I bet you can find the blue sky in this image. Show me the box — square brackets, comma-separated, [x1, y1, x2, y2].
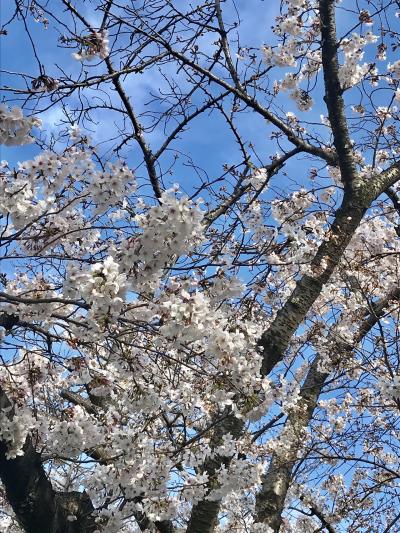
[1, 1, 314, 179]
[1, 0, 396, 195]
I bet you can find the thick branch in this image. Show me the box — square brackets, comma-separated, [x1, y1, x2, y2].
[185, 410, 244, 533]
[255, 288, 400, 530]
[308, 505, 338, 533]
[0, 387, 96, 533]
[255, 355, 328, 531]
[319, 0, 357, 191]
[259, 161, 400, 377]
[186, 160, 400, 532]
[60, 389, 100, 416]
[0, 312, 19, 331]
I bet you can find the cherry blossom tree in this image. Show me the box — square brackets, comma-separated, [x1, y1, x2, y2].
[1, 0, 400, 531]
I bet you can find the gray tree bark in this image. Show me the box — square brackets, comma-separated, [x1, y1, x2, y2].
[255, 289, 400, 530]
[0, 386, 97, 533]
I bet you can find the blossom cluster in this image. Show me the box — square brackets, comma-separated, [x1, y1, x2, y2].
[1, 3, 400, 521]
[64, 256, 127, 323]
[243, 167, 269, 190]
[0, 406, 35, 459]
[73, 31, 110, 61]
[116, 190, 204, 290]
[338, 33, 378, 89]
[0, 105, 41, 146]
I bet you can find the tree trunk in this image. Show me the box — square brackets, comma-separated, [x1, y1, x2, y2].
[0, 386, 96, 533]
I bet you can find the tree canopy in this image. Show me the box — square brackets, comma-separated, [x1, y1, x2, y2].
[1, 0, 400, 531]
